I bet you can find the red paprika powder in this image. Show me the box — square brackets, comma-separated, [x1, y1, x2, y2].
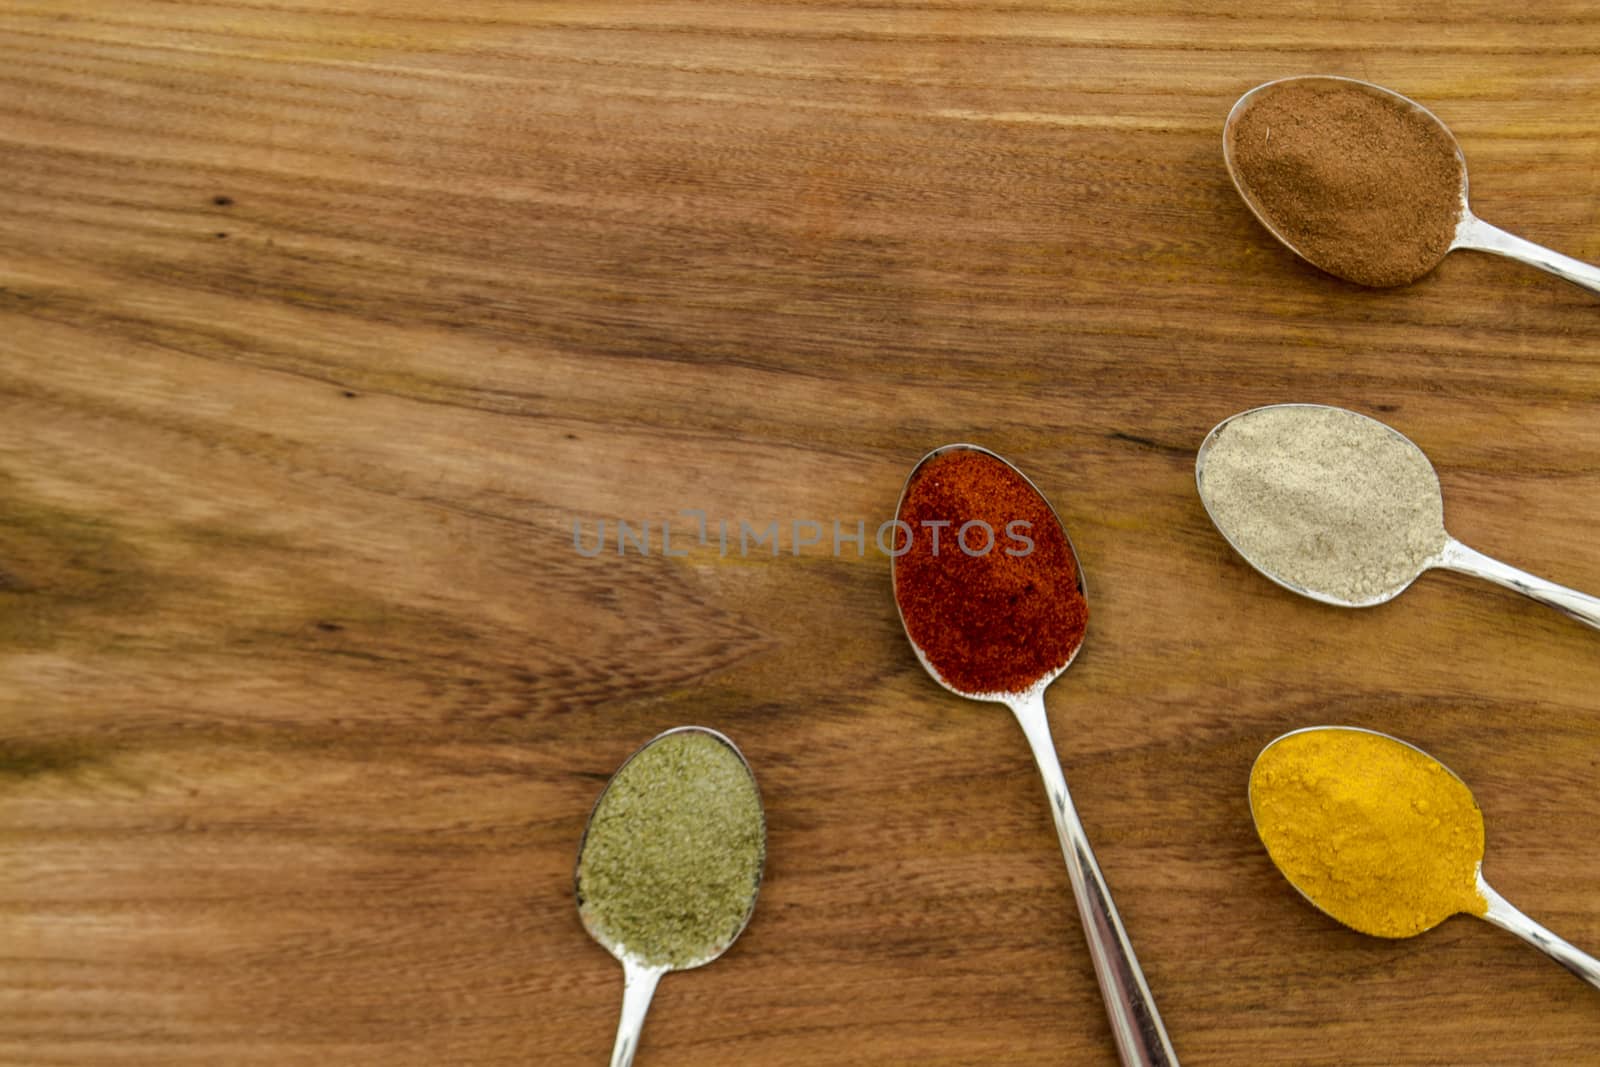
[893, 448, 1088, 695]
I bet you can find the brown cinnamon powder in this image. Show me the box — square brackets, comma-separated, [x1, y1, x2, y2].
[1227, 78, 1465, 287]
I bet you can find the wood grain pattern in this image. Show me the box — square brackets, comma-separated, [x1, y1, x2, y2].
[2, 2, 1599, 1064]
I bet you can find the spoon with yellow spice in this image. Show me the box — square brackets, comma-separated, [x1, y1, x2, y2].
[1249, 726, 1600, 988]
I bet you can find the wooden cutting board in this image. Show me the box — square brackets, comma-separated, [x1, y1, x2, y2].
[3, 3, 1598, 1064]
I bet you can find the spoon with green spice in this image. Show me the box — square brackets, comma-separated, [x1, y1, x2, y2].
[1196, 403, 1600, 630]
[575, 726, 766, 1067]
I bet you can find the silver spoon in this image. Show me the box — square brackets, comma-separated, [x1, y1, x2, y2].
[575, 726, 766, 1067]
[891, 444, 1178, 1067]
[1196, 403, 1600, 630]
[1224, 74, 1600, 295]
[1251, 726, 1600, 988]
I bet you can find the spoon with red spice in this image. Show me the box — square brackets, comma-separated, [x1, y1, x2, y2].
[891, 444, 1177, 1067]
[1224, 75, 1600, 294]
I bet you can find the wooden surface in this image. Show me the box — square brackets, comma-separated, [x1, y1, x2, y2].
[3, 3, 1599, 1064]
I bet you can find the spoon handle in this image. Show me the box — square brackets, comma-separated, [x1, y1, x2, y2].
[1434, 538, 1600, 631]
[1453, 215, 1600, 296]
[608, 959, 665, 1067]
[1479, 880, 1600, 990]
[1009, 690, 1179, 1066]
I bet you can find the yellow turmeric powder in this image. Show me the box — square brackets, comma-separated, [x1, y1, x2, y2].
[1249, 727, 1487, 938]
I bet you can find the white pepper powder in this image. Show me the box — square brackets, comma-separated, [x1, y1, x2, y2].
[1199, 405, 1447, 603]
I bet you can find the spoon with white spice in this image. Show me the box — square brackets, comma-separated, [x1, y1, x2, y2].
[1195, 403, 1600, 629]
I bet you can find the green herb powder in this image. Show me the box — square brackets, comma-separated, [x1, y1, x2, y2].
[577, 731, 764, 968]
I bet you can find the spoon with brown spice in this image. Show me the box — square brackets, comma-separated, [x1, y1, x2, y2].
[1224, 75, 1600, 294]
[575, 726, 766, 1067]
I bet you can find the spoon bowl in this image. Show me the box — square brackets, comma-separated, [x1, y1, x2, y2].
[1224, 75, 1600, 295]
[1196, 403, 1600, 630]
[1249, 725, 1483, 938]
[1195, 403, 1442, 610]
[575, 726, 765, 1067]
[1249, 726, 1600, 988]
[891, 444, 1177, 1067]
[891, 443, 1088, 703]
